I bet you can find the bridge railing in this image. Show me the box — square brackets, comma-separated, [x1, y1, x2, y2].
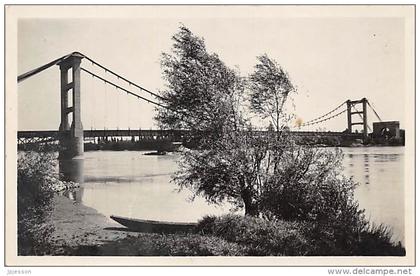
[18, 129, 364, 141]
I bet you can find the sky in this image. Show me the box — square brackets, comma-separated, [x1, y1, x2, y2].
[17, 7, 408, 132]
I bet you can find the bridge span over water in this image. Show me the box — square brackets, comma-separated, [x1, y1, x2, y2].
[18, 129, 363, 140]
[18, 52, 398, 155]
[18, 129, 364, 148]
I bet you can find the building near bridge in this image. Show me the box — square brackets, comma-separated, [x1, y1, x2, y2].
[371, 121, 405, 146]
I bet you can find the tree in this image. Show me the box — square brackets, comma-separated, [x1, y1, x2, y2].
[174, 128, 274, 216]
[156, 25, 244, 146]
[155, 27, 404, 256]
[158, 26, 363, 224]
[249, 54, 296, 132]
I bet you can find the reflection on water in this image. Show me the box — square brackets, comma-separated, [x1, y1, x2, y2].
[59, 158, 84, 204]
[72, 151, 233, 223]
[342, 147, 405, 243]
[62, 147, 405, 243]
[59, 158, 84, 184]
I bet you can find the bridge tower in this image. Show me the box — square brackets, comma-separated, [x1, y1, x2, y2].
[346, 98, 368, 140]
[57, 53, 84, 160]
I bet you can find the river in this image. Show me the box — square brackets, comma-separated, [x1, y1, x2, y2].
[342, 147, 405, 244]
[66, 146, 405, 243]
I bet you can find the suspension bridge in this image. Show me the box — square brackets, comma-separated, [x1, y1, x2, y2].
[17, 52, 404, 157]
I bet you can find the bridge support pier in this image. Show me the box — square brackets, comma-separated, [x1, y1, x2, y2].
[57, 53, 84, 160]
[346, 98, 368, 143]
[59, 158, 84, 185]
[347, 100, 352, 133]
[57, 53, 85, 184]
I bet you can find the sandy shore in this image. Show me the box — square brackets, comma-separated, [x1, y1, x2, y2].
[44, 194, 234, 256]
[47, 194, 140, 253]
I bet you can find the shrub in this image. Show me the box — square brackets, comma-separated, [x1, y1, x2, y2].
[259, 146, 373, 255]
[18, 151, 58, 255]
[356, 224, 405, 256]
[64, 233, 246, 256]
[303, 221, 405, 256]
[17, 151, 77, 255]
[197, 214, 309, 256]
[148, 233, 246, 256]
[259, 146, 356, 221]
[197, 214, 405, 256]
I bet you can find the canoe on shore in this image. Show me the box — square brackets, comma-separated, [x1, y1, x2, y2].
[110, 215, 198, 234]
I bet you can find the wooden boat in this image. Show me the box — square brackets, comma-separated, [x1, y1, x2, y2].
[110, 215, 198, 234]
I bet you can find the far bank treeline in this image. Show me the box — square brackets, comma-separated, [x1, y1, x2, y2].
[153, 25, 405, 255]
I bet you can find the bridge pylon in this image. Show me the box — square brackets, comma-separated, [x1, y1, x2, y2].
[346, 98, 368, 141]
[57, 53, 84, 160]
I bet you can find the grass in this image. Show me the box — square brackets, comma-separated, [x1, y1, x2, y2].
[197, 214, 309, 256]
[56, 233, 247, 256]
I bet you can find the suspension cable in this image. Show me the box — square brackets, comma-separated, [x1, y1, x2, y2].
[104, 76, 108, 130]
[81, 67, 206, 130]
[367, 100, 382, 122]
[116, 84, 120, 130]
[300, 109, 347, 127]
[21, 52, 363, 132]
[81, 67, 171, 110]
[89, 73, 94, 130]
[77, 52, 166, 101]
[18, 51, 166, 102]
[17, 53, 74, 83]
[302, 101, 346, 125]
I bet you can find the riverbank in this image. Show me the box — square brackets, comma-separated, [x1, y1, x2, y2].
[45, 194, 243, 256]
[45, 194, 138, 254]
[44, 193, 405, 256]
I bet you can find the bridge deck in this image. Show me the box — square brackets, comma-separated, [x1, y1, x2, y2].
[17, 129, 364, 139]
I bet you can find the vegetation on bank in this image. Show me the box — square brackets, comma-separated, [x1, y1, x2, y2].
[197, 214, 405, 256]
[58, 233, 247, 256]
[17, 151, 78, 255]
[58, 214, 404, 256]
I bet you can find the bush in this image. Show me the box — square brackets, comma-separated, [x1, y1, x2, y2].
[259, 146, 356, 221]
[18, 151, 58, 255]
[144, 233, 246, 256]
[17, 151, 78, 255]
[302, 221, 405, 256]
[197, 214, 405, 256]
[63, 233, 246, 256]
[259, 146, 367, 255]
[356, 224, 405, 256]
[198, 214, 309, 256]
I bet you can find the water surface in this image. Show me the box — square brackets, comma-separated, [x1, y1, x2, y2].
[73, 147, 405, 243]
[79, 151, 233, 223]
[341, 147, 405, 243]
